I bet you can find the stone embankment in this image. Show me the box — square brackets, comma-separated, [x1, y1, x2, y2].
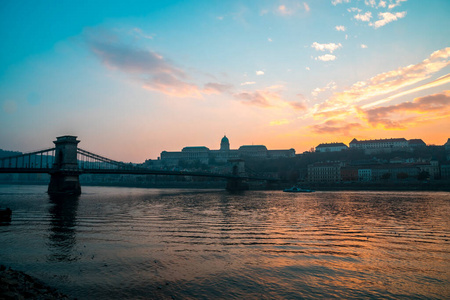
[0, 265, 73, 300]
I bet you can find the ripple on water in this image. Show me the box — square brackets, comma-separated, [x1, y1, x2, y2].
[0, 186, 449, 299]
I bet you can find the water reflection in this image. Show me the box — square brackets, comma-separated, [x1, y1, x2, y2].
[46, 194, 79, 262]
[1, 186, 447, 299]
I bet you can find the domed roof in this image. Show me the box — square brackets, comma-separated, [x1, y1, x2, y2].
[221, 135, 229, 144]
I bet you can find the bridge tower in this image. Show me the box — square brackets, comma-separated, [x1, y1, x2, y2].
[48, 136, 82, 195]
[226, 159, 249, 191]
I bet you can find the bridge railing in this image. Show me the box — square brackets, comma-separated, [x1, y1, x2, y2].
[77, 148, 138, 171]
[0, 148, 56, 169]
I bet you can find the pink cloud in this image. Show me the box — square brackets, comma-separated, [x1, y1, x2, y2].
[310, 119, 363, 135]
[203, 82, 233, 94]
[234, 91, 274, 107]
[85, 28, 202, 98]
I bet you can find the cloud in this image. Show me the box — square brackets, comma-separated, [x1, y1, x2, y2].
[315, 54, 337, 61]
[370, 11, 406, 28]
[365, 0, 377, 7]
[256, 70, 265, 76]
[278, 5, 293, 15]
[234, 91, 275, 107]
[142, 74, 202, 98]
[85, 28, 202, 97]
[276, 2, 309, 16]
[131, 28, 154, 40]
[310, 119, 363, 135]
[203, 82, 233, 94]
[332, 0, 350, 5]
[233, 90, 290, 108]
[312, 81, 337, 97]
[364, 91, 450, 129]
[268, 38, 273, 42]
[335, 25, 346, 31]
[388, 0, 407, 9]
[270, 119, 290, 126]
[355, 11, 372, 22]
[319, 47, 450, 110]
[362, 73, 450, 109]
[240, 81, 256, 86]
[304, 2, 310, 12]
[311, 42, 342, 53]
[348, 7, 362, 13]
[289, 101, 308, 110]
[365, 0, 389, 7]
[361, 44, 368, 48]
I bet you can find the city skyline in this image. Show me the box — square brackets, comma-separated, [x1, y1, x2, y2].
[1, 0, 449, 162]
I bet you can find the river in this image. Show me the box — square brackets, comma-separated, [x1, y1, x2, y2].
[0, 185, 449, 299]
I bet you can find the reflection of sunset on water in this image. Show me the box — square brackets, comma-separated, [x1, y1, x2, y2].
[0, 186, 448, 299]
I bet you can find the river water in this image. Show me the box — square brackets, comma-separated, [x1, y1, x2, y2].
[0, 185, 449, 299]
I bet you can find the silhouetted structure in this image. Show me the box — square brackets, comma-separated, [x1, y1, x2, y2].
[0, 136, 278, 194]
[48, 136, 82, 195]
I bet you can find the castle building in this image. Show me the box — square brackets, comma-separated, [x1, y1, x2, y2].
[349, 138, 411, 154]
[315, 142, 348, 152]
[160, 136, 295, 166]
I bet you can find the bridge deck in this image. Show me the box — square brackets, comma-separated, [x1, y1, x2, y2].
[0, 168, 278, 182]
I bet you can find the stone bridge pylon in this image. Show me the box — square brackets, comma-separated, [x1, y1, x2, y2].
[48, 136, 82, 196]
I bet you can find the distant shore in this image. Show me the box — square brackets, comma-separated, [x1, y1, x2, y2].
[1, 180, 450, 192]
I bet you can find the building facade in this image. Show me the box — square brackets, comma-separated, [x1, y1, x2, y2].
[315, 142, 348, 153]
[349, 138, 410, 154]
[160, 136, 295, 166]
[307, 161, 343, 183]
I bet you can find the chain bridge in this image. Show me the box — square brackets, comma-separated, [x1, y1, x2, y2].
[0, 136, 279, 195]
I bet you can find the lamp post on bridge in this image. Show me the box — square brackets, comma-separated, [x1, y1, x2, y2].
[48, 136, 82, 196]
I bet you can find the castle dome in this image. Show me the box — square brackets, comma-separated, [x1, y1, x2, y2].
[220, 135, 230, 151]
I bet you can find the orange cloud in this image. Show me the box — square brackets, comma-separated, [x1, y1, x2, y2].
[364, 91, 450, 129]
[320, 47, 450, 111]
[310, 119, 364, 135]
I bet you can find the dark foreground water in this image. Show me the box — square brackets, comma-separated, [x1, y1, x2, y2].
[0, 185, 449, 299]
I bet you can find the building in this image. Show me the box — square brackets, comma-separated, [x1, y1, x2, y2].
[408, 139, 426, 148]
[160, 136, 295, 166]
[307, 161, 343, 183]
[441, 164, 450, 179]
[445, 138, 450, 152]
[349, 138, 410, 154]
[358, 169, 372, 181]
[315, 142, 348, 153]
[341, 166, 358, 182]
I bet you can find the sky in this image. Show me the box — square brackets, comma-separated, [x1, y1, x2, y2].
[1, 0, 449, 162]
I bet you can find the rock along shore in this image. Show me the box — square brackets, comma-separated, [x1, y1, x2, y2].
[0, 265, 73, 300]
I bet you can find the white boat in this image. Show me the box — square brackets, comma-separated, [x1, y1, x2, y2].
[283, 186, 314, 193]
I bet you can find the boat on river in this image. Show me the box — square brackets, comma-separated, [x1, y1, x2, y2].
[283, 186, 314, 193]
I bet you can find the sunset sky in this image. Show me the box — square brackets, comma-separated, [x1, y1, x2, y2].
[1, 0, 449, 162]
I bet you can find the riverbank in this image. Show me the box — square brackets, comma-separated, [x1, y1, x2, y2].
[0, 265, 73, 300]
[1, 180, 450, 191]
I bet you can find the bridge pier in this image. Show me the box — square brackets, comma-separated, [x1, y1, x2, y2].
[226, 159, 249, 192]
[48, 136, 82, 196]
